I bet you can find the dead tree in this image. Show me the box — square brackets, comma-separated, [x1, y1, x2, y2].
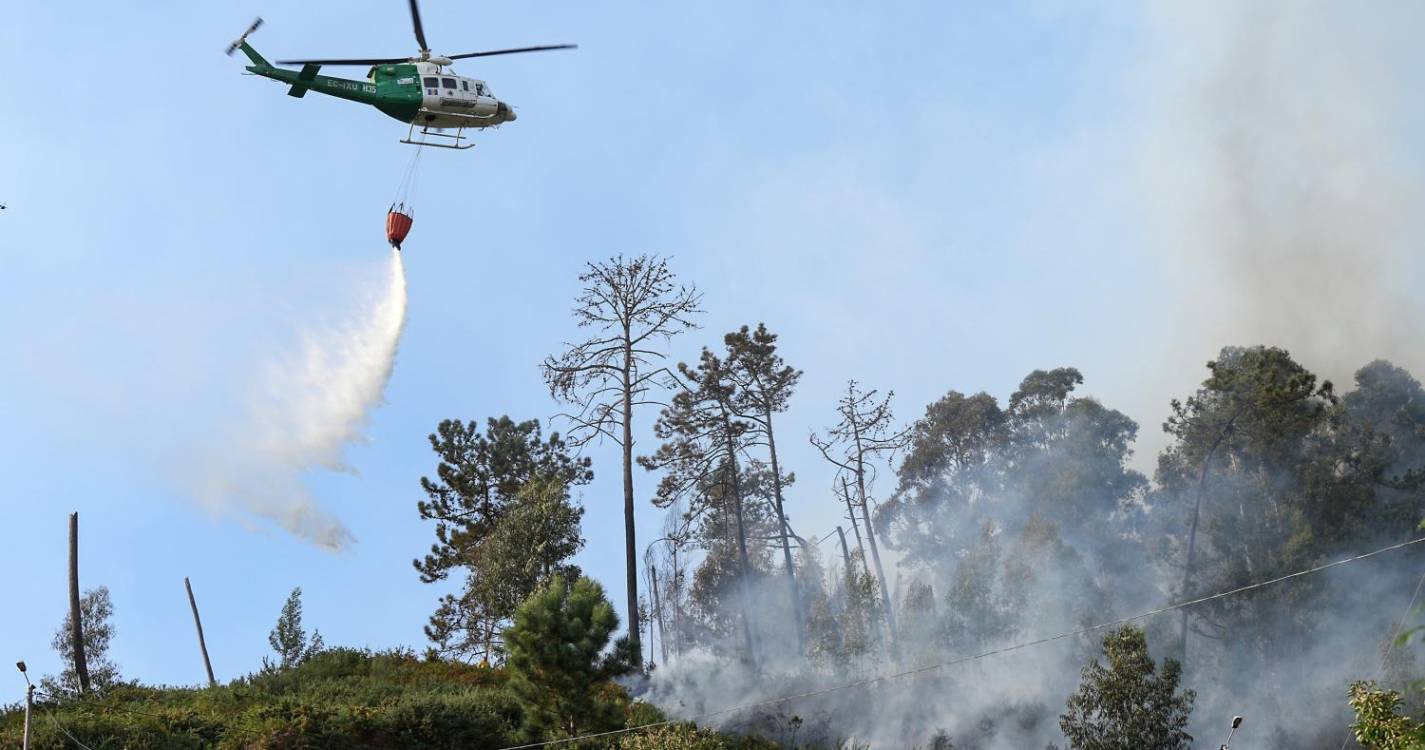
[184, 578, 217, 688]
[67, 513, 90, 694]
[542, 255, 702, 666]
[811, 381, 908, 655]
[839, 476, 871, 577]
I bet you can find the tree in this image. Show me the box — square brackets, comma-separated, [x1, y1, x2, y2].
[542, 255, 702, 666]
[811, 381, 908, 652]
[431, 477, 587, 660]
[1058, 625, 1195, 750]
[724, 323, 805, 648]
[640, 348, 760, 660]
[880, 389, 1007, 571]
[1349, 681, 1425, 750]
[44, 586, 120, 695]
[414, 416, 592, 662]
[267, 587, 322, 670]
[504, 576, 635, 740]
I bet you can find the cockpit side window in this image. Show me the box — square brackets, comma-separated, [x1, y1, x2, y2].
[423, 77, 438, 88]
[461, 81, 468, 91]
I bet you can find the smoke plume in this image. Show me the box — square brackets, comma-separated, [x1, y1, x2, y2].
[1140, 0, 1425, 383]
[186, 250, 408, 550]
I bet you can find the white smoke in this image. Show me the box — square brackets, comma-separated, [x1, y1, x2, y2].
[185, 250, 408, 550]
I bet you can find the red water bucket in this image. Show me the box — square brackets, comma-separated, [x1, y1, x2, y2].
[386, 205, 414, 250]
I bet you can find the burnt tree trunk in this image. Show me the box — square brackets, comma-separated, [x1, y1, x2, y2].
[622, 334, 642, 666]
[763, 412, 804, 652]
[841, 477, 870, 577]
[722, 410, 759, 665]
[68, 513, 91, 695]
[184, 577, 217, 688]
[851, 431, 898, 655]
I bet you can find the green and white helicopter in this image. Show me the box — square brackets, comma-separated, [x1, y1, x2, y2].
[227, 1, 575, 149]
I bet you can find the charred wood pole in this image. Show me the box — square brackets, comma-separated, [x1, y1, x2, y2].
[68, 513, 91, 695]
[184, 578, 218, 688]
[647, 559, 670, 665]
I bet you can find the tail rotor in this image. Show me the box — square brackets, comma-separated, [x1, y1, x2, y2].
[225, 17, 264, 56]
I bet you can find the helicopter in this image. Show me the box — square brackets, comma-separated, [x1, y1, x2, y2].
[227, 1, 575, 150]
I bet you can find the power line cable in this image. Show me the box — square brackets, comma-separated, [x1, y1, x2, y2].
[38, 703, 98, 750]
[495, 535, 1425, 750]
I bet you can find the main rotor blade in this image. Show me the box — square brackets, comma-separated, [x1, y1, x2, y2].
[409, 0, 429, 55]
[275, 57, 408, 66]
[447, 44, 578, 60]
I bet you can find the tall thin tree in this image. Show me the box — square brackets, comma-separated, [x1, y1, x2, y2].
[542, 255, 702, 665]
[640, 349, 759, 661]
[812, 381, 908, 653]
[67, 513, 90, 695]
[724, 323, 805, 650]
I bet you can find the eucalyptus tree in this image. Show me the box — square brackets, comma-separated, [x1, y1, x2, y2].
[44, 587, 120, 695]
[811, 381, 908, 651]
[1058, 626, 1195, 750]
[542, 255, 702, 664]
[724, 323, 805, 646]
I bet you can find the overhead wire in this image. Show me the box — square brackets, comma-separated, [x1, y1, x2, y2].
[37, 701, 98, 750]
[494, 534, 1425, 750]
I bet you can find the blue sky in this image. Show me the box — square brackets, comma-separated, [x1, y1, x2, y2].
[3, 0, 1422, 690]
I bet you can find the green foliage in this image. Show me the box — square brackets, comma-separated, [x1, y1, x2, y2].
[882, 367, 1147, 572]
[505, 576, 635, 740]
[614, 723, 782, 750]
[1, 649, 520, 749]
[1058, 626, 1195, 750]
[43, 585, 122, 696]
[1350, 680, 1425, 749]
[1154, 349, 1425, 682]
[267, 587, 322, 671]
[414, 416, 592, 662]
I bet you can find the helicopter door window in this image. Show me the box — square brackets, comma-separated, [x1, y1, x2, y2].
[441, 78, 457, 89]
[423, 76, 438, 95]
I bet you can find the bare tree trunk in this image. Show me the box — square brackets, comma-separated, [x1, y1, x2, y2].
[622, 339, 642, 667]
[184, 578, 217, 688]
[648, 560, 670, 664]
[764, 414, 804, 652]
[852, 439, 899, 655]
[68, 513, 90, 695]
[841, 477, 870, 576]
[835, 526, 854, 592]
[723, 430, 759, 666]
[670, 543, 684, 657]
[1179, 422, 1233, 666]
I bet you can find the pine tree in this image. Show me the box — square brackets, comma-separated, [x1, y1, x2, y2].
[542, 255, 703, 666]
[504, 577, 635, 740]
[414, 416, 592, 662]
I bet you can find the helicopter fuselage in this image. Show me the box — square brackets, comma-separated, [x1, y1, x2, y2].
[239, 44, 515, 129]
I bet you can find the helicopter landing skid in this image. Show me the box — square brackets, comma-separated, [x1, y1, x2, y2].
[400, 121, 475, 150]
